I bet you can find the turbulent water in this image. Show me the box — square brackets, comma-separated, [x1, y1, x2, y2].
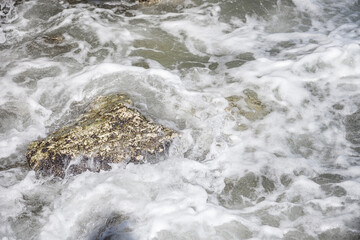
[1, 0, 360, 239]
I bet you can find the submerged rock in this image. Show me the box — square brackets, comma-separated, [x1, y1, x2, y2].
[26, 94, 178, 178]
[66, 0, 161, 7]
[225, 89, 271, 131]
[42, 34, 65, 45]
[345, 110, 360, 144]
[226, 89, 270, 121]
[138, 0, 161, 5]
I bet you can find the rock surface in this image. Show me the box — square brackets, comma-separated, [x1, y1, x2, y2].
[26, 94, 178, 178]
[226, 89, 270, 121]
[225, 89, 271, 131]
[138, 0, 161, 5]
[67, 0, 161, 7]
[42, 34, 65, 45]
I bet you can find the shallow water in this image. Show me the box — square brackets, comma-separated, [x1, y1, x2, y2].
[1, 0, 360, 239]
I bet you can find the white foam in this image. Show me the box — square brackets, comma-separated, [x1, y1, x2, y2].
[292, 0, 323, 14]
[1, 0, 360, 239]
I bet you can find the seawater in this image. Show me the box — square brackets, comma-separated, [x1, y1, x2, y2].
[0, 0, 360, 239]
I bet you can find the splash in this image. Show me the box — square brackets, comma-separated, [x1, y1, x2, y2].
[0, 0, 360, 239]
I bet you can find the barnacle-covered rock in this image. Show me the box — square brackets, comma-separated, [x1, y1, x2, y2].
[26, 94, 178, 178]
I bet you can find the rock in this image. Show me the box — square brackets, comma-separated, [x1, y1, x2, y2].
[225, 89, 271, 131]
[138, 0, 161, 5]
[26, 94, 178, 178]
[91, 213, 132, 240]
[66, 0, 161, 7]
[345, 110, 360, 144]
[42, 34, 65, 45]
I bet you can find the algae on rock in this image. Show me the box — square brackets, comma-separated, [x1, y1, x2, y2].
[26, 94, 178, 178]
[225, 89, 271, 131]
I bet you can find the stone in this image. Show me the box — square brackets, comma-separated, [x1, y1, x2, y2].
[345, 109, 360, 144]
[226, 89, 270, 121]
[42, 34, 65, 45]
[66, 0, 161, 7]
[26, 94, 178, 178]
[138, 0, 161, 5]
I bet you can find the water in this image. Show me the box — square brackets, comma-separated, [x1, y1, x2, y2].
[1, 0, 360, 239]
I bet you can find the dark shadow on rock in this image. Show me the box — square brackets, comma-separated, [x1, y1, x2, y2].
[89, 213, 135, 240]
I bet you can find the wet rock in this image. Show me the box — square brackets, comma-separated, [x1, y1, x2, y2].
[67, 0, 161, 8]
[225, 52, 255, 69]
[219, 172, 260, 209]
[23, 1, 63, 21]
[280, 174, 293, 187]
[26, 94, 178, 178]
[261, 175, 275, 193]
[26, 33, 76, 57]
[284, 230, 315, 240]
[312, 173, 344, 185]
[321, 185, 347, 197]
[225, 89, 271, 130]
[260, 213, 281, 228]
[318, 228, 360, 240]
[42, 34, 65, 45]
[287, 206, 304, 221]
[138, 0, 161, 5]
[345, 110, 360, 145]
[215, 221, 253, 239]
[90, 213, 132, 240]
